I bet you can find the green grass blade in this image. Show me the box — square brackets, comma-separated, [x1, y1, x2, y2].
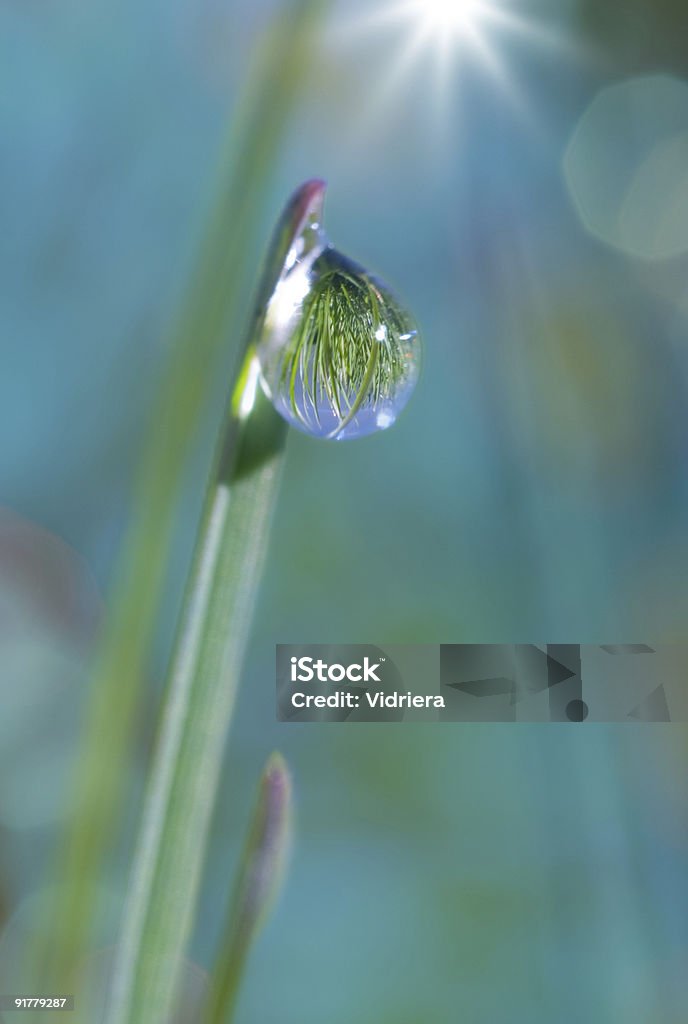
[203, 753, 293, 1024]
[103, 181, 326, 1024]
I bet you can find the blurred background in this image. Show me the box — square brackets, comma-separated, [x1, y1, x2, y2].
[1, 0, 687, 1021]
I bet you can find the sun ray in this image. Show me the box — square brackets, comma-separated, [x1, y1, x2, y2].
[477, 4, 576, 55]
[331, 20, 438, 151]
[326, 0, 584, 160]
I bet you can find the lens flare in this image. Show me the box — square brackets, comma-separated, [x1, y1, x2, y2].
[327, 1, 574, 147]
[411, 0, 487, 36]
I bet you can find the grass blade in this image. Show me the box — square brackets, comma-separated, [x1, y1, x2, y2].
[203, 753, 293, 1024]
[103, 181, 326, 1024]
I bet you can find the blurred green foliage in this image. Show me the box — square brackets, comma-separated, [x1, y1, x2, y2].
[578, 0, 688, 71]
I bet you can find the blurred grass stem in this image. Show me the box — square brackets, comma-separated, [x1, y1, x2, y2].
[40, 0, 326, 991]
[203, 753, 293, 1024]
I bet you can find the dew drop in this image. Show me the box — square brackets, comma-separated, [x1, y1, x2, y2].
[256, 195, 421, 441]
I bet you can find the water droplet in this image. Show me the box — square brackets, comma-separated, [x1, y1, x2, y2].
[256, 194, 421, 441]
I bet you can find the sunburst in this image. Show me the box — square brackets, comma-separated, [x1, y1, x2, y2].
[327, 0, 570, 147]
